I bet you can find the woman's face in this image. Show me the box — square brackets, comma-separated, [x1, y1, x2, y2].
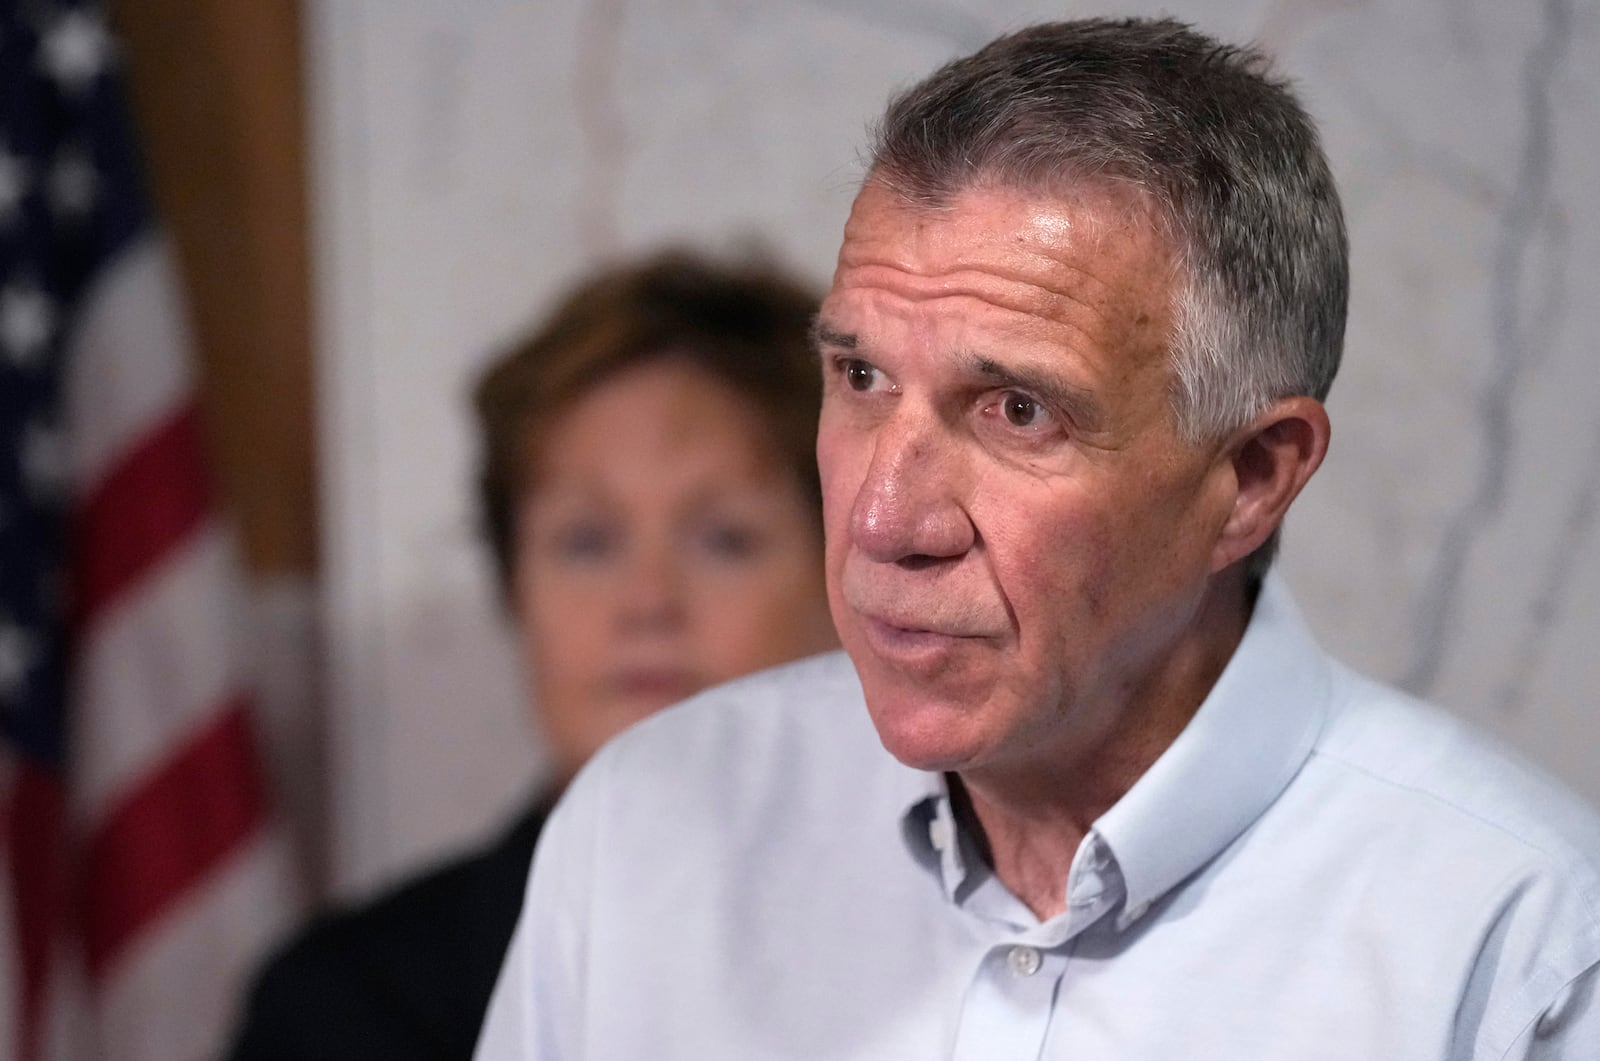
[513, 358, 835, 781]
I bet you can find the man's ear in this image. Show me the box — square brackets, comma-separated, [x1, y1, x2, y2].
[1211, 396, 1330, 573]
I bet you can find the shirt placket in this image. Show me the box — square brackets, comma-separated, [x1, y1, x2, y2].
[948, 941, 1066, 1059]
[948, 832, 1124, 1061]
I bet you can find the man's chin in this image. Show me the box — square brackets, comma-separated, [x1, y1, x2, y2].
[859, 681, 989, 773]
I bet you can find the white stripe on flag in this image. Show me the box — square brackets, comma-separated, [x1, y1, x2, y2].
[38, 944, 92, 1061]
[64, 235, 193, 494]
[69, 523, 246, 824]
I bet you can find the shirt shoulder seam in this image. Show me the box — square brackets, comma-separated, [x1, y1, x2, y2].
[1307, 746, 1600, 933]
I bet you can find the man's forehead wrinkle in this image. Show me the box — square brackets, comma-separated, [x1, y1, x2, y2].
[837, 227, 1144, 330]
[847, 181, 1176, 292]
[833, 255, 1122, 324]
[832, 266, 1142, 375]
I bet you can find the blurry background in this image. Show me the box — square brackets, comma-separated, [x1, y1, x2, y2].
[117, 0, 1596, 945]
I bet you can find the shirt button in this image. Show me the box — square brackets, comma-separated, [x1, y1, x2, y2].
[1006, 945, 1042, 978]
[928, 818, 951, 852]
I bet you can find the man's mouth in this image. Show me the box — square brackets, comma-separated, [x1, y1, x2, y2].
[855, 614, 987, 664]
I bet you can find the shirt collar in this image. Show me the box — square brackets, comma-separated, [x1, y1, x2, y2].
[899, 773, 957, 881]
[1093, 573, 1332, 921]
[896, 574, 1332, 927]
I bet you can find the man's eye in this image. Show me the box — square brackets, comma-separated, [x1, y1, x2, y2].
[843, 359, 877, 392]
[1001, 391, 1048, 428]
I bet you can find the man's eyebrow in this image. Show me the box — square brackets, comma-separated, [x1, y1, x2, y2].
[970, 355, 1103, 431]
[809, 319, 857, 352]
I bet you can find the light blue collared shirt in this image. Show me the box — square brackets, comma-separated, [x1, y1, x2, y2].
[477, 577, 1600, 1059]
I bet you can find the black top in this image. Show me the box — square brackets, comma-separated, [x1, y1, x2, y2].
[226, 793, 553, 1060]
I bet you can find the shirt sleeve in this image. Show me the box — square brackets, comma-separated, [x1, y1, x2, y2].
[474, 762, 604, 1060]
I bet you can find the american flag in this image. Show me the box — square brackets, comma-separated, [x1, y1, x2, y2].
[0, 2, 298, 1058]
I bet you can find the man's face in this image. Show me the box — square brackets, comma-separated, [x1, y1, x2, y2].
[815, 180, 1240, 784]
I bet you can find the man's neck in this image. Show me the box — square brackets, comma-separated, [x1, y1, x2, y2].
[956, 577, 1253, 921]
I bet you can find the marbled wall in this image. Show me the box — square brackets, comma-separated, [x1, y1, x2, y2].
[308, 0, 1599, 893]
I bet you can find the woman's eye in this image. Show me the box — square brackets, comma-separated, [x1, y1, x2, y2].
[843, 359, 877, 392]
[1000, 391, 1049, 428]
[551, 522, 615, 561]
[698, 523, 763, 560]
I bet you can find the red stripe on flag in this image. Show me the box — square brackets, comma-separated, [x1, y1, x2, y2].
[80, 698, 267, 982]
[4, 765, 67, 1061]
[71, 403, 214, 635]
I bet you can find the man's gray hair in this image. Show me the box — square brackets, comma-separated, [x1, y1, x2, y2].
[868, 18, 1348, 576]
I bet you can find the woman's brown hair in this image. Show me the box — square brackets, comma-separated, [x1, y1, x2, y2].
[473, 250, 822, 593]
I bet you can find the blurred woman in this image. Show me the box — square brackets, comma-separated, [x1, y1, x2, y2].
[229, 251, 836, 1059]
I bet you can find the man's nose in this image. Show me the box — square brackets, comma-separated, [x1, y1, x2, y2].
[848, 404, 974, 565]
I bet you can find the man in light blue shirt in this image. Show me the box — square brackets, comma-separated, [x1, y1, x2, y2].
[477, 18, 1600, 1059]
